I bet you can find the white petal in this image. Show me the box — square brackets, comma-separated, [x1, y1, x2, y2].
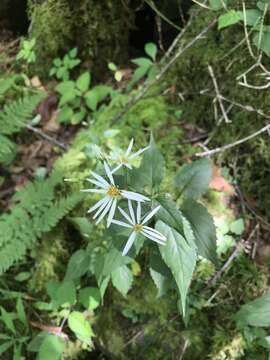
[90, 171, 109, 187]
[141, 230, 166, 245]
[87, 196, 109, 214]
[143, 225, 167, 240]
[96, 198, 113, 225]
[118, 206, 134, 225]
[128, 200, 136, 223]
[111, 219, 133, 228]
[142, 226, 166, 241]
[129, 146, 150, 160]
[136, 202, 141, 223]
[87, 178, 108, 190]
[81, 189, 106, 193]
[111, 164, 122, 174]
[93, 197, 111, 219]
[125, 163, 133, 170]
[125, 138, 134, 157]
[122, 231, 137, 256]
[121, 190, 150, 202]
[142, 205, 161, 224]
[104, 162, 115, 185]
[107, 199, 117, 227]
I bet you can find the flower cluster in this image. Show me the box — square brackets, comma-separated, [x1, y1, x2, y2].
[82, 140, 166, 255]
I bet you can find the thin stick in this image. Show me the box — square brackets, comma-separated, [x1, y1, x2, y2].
[111, 18, 217, 125]
[26, 124, 67, 150]
[208, 65, 231, 123]
[195, 122, 270, 157]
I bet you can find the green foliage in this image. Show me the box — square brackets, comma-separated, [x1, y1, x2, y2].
[0, 173, 81, 274]
[16, 38, 36, 64]
[49, 48, 81, 80]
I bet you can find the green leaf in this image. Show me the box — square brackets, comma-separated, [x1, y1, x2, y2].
[57, 106, 73, 123]
[0, 307, 16, 334]
[156, 221, 197, 315]
[47, 280, 76, 307]
[145, 42, 157, 61]
[253, 26, 270, 55]
[16, 298, 27, 327]
[108, 62, 117, 71]
[53, 58, 61, 67]
[209, 0, 226, 10]
[68, 311, 94, 343]
[14, 272, 31, 282]
[65, 249, 91, 281]
[76, 72, 91, 93]
[218, 10, 242, 30]
[69, 217, 93, 239]
[55, 81, 74, 95]
[174, 159, 212, 200]
[128, 66, 149, 89]
[38, 334, 65, 360]
[149, 249, 173, 297]
[69, 48, 78, 58]
[0, 341, 13, 355]
[155, 197, 184, 235]
[79, 287, 101, 310]
[230, 219, 245, 235]
[234, 293, 270, 328]
[241, 9, 262, 26]
[28, 332, 48, 352]
[102, 245, 131, 276]
[85, 89, 98, 111]
[131, 57, 153, 67]
[131, 135, 165, 191]
[182, 200, 217, 264]
[111, 265, 133, 297]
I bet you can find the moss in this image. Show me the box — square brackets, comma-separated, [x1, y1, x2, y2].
[166, 7, 270, 219]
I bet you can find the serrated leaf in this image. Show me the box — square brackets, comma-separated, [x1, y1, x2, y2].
[85, 89, 98, 111]
[111, 265, 133, 297]
[218, 10, 242, 29]
[155, 197, 184, 235]
[149, 249, 173, 297]
[182, 200, 217, 264]
[38, 334, 65, 360]
[76, 72, 91, 93]
[145, 42, 157, 61]
[57, 106, 73, 123]
[47, 280, 76, 308]
[68, 311, 94, 343]
[65, 249, 91, 281]
[156, 221, 197, 315]
[234, 293, 270, 328]
[79, 287, 101, 310]
[174, 159, 212, 200]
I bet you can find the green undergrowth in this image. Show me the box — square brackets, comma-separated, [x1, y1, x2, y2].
[167, 7, 270, 219]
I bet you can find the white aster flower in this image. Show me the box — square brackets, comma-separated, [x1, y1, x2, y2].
[82, 162, 150, 228]
[109, 138, 149, 173]
[112, 200, 166, 256]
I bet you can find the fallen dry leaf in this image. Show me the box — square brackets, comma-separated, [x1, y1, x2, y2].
[209, 165, 234, 194]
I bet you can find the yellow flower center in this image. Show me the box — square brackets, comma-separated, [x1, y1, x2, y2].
[119, 155, 128, 164]
[134, 224, 142, 233]
[107, 185, 120, 198]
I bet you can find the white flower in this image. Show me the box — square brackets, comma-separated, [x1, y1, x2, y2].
[111, 200, 166, 256]
[82, 162, 150, 227]
[109, 138, 149, 173]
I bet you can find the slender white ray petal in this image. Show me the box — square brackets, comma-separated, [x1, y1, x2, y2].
[104, 162, 115, 185]
[90, 171, 109, 187]
[87, 196, 109, 214]
[96, 198, 113, 225]
[107, 199, 117, 228]
[136, 202, 141, 223]
[143, 225, 166, 240]
[111, 164, 122, 174]
[122, 231, 137, 256]
[125, 138, 134, 157]
[142, 205, 161, 224]
[118, 206, 134, 225]
[93, 197, 111, 219]
[87, 178, 108, 189]
[129, 146, 150, 160]
[126, 163, 132, 169]
[81, 189, 106, 194]
[142, 226, 166, 241]
[121, 190, 150, 202]
[128, 200, 136, 223]
[141, 230, 166, 245]
[111, 219, 133, 228]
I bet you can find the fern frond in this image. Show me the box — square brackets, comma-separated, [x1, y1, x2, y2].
[0, 92, 44, 135]
[0, 174, 82, 274]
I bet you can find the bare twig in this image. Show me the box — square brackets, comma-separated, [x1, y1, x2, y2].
[178, 339, 189, 360]
[26, 124, 67, 150]
[208, 65, 231, 123]
[195, 122, 270, 157]
[110, 18, 217, 125]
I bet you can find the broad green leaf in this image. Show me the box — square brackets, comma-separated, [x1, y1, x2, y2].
[68, 311, 94, 343]
[69, 48, 78, 58]
[85, 89, 98, 111]
[53, 58, 61, 67]
[240, 9, 262, 26]
[155, 197, 184, 235]
[230, 219, 244, 235]
[55, 81, 74, 95]
[182, 200, 217, 264]
[145, 42, 157, 61]
[59, 90, 77, 106]
[218, 10, 242, 30]
[131, 57, 153, 67]
[0, 307, 16, 334]
[47, 280, 76, 307]
[71, 108, 87, 124]
[57, 106, 73, 123]
[69, 217, 93, 239]
[149, 249, 173, 297]
[209, 0, 227, 10]
[102, 243, 132, 276]
[156, 221, 197, 315]
[128, 66, 149, 89]
[65, 249, 91, 281]
[0, 341, 13, 355]
[76, 72, 91, 93]
[131, 135, 165, 191]
[16, 298, 27, 327]
[28, 332, 48, 352]
[38, 334, 65, 360]
[14, 272, 31, 282]
[79, 287, 101, 310]
[234, 293, 270, 328]
[174, 158, 212, 200]
[111, 265, 133, 297]
[253, 26, 270, 55]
